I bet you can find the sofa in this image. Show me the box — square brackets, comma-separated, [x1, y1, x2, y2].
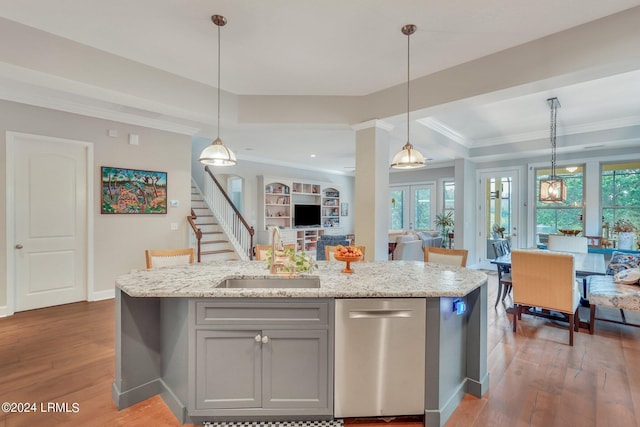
[392, 230, 443, 261]
[316, 234, 349, 260]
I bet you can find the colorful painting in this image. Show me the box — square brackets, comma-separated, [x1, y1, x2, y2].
[101, 167, 167, 214]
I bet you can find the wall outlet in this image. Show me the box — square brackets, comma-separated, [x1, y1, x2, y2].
[170, 200, 179, 207]
[170, 223, 179, 231]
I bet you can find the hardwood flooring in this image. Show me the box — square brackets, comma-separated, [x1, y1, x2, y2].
[0, 272, 638, 427]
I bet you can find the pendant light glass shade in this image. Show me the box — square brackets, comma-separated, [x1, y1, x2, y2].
[390, 142, 426, 169]
[391, 24, 425, 170]
[199, 137, 237, 166]
[538, 97, 565, 203]
[199, 14, 237, 167]
[539, 178, 566, 203]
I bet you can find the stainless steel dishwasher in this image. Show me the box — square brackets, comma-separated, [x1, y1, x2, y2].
[334, 298, 426, 418]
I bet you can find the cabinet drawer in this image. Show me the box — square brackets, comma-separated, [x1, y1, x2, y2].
[194, 299, 330, 328]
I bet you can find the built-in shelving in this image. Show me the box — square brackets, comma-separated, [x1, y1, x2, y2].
[258, 176, 344, 256]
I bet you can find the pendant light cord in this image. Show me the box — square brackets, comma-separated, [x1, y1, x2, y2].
[406, 29, 411, 145]
[550, 99, 557, 178]
[217, 22, 221, 141]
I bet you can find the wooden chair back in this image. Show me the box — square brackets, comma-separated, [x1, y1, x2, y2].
[145, 248, 194, 269]
[255, 243, 296, 261]
[424, 247, 468, 267]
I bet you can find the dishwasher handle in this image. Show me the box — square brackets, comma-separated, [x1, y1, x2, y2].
[348, 309, 413, 319]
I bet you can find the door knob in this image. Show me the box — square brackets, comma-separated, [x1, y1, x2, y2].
[254, 334, 262, 342]
[261, 335, 269, 344]
[15, 244, 23, 249]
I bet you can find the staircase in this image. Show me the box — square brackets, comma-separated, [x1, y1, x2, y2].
[190, 186, 238, 262]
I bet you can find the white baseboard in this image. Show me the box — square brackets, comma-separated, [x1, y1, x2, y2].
[0, 304, 11, 317]
[90, 288, 115, 301]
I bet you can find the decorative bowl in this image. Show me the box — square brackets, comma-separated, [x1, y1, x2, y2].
[558, 229, 581, 236]
[334, 254, 363, 274]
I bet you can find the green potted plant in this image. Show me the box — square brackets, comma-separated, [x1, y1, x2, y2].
[264, 247, 317, 276]
[434, 211, 454, 247]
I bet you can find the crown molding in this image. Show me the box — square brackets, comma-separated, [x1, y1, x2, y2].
[416, 117, 473, 147]
[351, 119, 394, 132]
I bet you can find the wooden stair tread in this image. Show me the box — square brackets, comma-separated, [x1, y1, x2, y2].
[201, 249, 235, 255]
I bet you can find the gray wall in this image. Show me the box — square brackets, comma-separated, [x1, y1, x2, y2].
[1, 100, 191, 310]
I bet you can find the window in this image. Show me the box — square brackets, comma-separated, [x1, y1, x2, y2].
[601, 162, 640, 239]
[535, 165, 584, 244]
[443, 180, 455, 219]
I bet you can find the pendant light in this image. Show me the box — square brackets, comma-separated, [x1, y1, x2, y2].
[539, 97, 566, 203]
[199, 14, 237, 166]
[391, 24, 425, 169]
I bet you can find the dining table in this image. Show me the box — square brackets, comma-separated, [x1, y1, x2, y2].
[492, 250, 606, 277]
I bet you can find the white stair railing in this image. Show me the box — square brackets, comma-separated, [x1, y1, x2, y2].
[199, 167, 254, 260]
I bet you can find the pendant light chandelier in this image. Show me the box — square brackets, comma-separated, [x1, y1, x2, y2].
[390, 24, 425, 169]
[199, 14, 237, 167]
[539, 97, 566, 203]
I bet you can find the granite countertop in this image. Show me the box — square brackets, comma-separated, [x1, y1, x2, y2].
[116, 260, 487, 299]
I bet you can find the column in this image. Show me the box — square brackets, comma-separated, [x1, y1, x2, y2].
[352, 120, 393, 261]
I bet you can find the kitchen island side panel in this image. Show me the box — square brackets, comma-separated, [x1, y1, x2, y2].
[465, 283, 489, 397]
[424, 282, 489, 427]
[113, 289, 163, 408]
[160, 298, 190, 423]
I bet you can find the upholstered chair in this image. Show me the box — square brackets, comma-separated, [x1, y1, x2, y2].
[511, 249, 581, 346]
[547, 235, 588, 253]
[393, 234, 424, 261]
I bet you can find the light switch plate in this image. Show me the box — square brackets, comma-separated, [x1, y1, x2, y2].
[170, 223, 179, 230]
[170, 200, 179, 207]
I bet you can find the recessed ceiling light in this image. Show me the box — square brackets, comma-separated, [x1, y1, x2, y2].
[310, 154, 316, 158]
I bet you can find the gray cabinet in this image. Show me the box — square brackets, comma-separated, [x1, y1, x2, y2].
[189, 299, 333, 419]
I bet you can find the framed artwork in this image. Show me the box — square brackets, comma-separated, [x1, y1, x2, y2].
[101, 166, 167, 214]
[341, 202, 349, 216]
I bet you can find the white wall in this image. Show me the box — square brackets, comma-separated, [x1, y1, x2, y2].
[1, 100, 191, 310]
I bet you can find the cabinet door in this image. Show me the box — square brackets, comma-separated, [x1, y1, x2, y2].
[195, 330, 262, 409]
[261, 329, 329, 410]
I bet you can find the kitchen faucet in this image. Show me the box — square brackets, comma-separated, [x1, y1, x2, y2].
[270, 226, 284, 274]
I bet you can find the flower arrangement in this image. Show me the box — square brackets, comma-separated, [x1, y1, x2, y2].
[264, 247, 317, 275]
[613, 219, 638, 233]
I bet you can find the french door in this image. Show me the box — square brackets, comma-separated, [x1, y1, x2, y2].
[477, 169, 521, 265]
[390, 184, 436, 231]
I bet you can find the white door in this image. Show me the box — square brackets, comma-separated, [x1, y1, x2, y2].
[477, 169, 521, 265]
[9, 133, 90, 312]
[390, 183, 436, 231]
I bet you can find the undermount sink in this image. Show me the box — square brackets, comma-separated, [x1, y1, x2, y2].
[220, 277, 321, 289]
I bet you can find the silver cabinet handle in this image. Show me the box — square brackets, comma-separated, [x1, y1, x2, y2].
[15, 244, 23, 249]
[255, 334, 262, 342]
[261, 335, 269, 344]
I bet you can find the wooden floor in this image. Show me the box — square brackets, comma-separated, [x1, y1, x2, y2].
[1, 272, 639, 427]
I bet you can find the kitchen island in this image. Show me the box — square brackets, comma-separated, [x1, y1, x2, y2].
[113, 260, 488, 427]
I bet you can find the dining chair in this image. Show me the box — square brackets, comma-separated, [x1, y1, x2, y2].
[325, 245, 365, 261]
[511, 249, 581, 346]
[424, 247, 468, 267]
[492, 240, 513, 308]
[145, 248, 195, 269]
[547, 235, 588, 253]
[255, 243, 296, 261]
